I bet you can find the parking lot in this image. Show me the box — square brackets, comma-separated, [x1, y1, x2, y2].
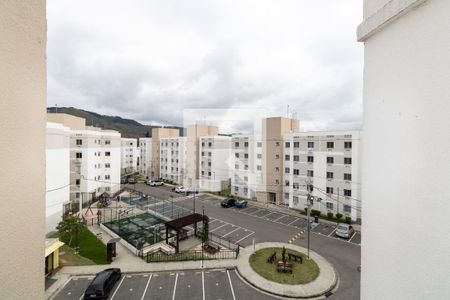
[52, 269, 276, 300]
[210, 200, 361, 245]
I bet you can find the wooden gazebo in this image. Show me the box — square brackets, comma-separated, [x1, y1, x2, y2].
[165, 213, 204, 253]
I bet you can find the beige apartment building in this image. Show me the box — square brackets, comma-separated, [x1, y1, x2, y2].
[184, 125, 219, 188]
[150, 128, 179, 180]
[256, 117, 299, 204]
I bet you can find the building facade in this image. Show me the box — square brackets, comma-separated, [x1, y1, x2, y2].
[120, 138, 138, 174]
[358, 0, 450, 298]
[283, 131, 361, 220]
[231, 134, 263, 200]
[256, 117, 300, 204]
[198, 136, 232, 192]
[46, 122, 71, 233]
[139, 138, 152, 179]
[160, 137, 187, 184]
[150, 128, 180, 180]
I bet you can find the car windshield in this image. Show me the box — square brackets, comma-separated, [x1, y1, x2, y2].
[338, 224, 348, 231]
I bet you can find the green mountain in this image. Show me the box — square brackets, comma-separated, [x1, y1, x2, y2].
[47, 107, 183, 138]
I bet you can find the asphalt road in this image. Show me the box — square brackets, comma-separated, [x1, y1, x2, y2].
[123, 184, 361, 299]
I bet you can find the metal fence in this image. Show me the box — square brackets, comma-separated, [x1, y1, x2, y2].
[145, 249, 238, 263]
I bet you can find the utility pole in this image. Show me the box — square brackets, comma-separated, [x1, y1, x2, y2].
[307, 183, 313, 259]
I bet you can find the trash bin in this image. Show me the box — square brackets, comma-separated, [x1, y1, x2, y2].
[314, 216, 319, 223]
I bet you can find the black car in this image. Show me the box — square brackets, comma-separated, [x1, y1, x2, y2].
[221, 198, 236, 208]
[84, 268, 121, 299]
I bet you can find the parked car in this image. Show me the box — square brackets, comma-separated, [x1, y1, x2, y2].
[174, 186, 189, 193]
[221, 198, 236, 208]
[147, 180, 164, 186]
[120, 177, 128, 184]
[84, 268, 121, 299]
[234, 199, 248, 208]
[127, 177, 136, 184]
[335, 223, 355, 239]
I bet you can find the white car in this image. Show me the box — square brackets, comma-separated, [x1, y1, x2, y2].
[147, 180, 164, 186]
[174, 186, 189, 193]
[335, 223, 355, 239]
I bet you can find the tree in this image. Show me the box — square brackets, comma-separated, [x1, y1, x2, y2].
[56, 216, 84, 247]
[202, 215, 209, 242]
[282, 246, 286, 263]
[145, 130, 150, 137]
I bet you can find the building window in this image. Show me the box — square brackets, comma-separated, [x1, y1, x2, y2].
[257, 165, 262, 171]
[275, 179, 279, 184]
[75, 192, 80, 199]
[285, 167, 290, 173]
[284, 193, 289, 199]
[257, 154, 262, 159]
[244, 176, 248, 182]
[307, 141, 314, 148]
[208, 142, 212, 147]
[344, 141, 352, 149]
[76, 152, 82, 159]
[75, 179, 80, 186]
[307, 156, 314, 163]
[201, 171, 205, 175]
[208, 162, 211, 166]
[293, 155, 299, 162]
[201, 152, 205, 156]
[344, 189, 352, 197]
[275, 142, 280, 146]
[326, 202, 334, 210]
[293, 169, 299, 175]
[257, 142, 262, 148]
[235, 164, 239, 169]
[234, 186, 239, 192]
[326, 187, 334, 194]
[285, 180, 290, 186]
[275, 167, 279, 172]
[293, 182, 299, 189]
[285, 142, 290, 148]
[208, 172, 211, 176]
[327, 142, 334, 149]
[243, 187, 248, 194]
[293, 196, 299, 205]
[235, 142, 239, 147]
[327, 157, 334, 164]
[294, 142, 300, 148]
[344, 157, 352, 165]
[105, 175, 110, 180]
[344, 205, 351, 213]
[327, 172, 334, 179]
[244, 153, 249, 158]
[275, 154, 279, 159]
[76, 139, 82, 145]
[244, 142, 249, 147]
[105, 140, 111, 145]
[344, 173, 352, 181]
[285, 155, 290, 161]
[244, 165, 248, 170]
[307, 170, 314, 177]
[208, 152, 211, 157]
[235, 153, 239, 158]
[105, 152, 110, 157]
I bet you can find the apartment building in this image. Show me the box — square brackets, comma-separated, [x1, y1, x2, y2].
[46, 122, 71, 233]
[256, 117, 300, 204]
[185, 125, 219, 188]
[150, 128, 180, 180]
[121, 138, 138, 173]
[160, 137, 187, 184]
[283, 131, 361, 220]
[47, 113, 121, 203]
[139, 138, 152, 178]
[198, 136, 232, 192]
[231, 134, 263, 200]
[359, 0, 450, 298]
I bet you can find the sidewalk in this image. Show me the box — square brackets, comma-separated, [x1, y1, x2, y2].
[236, 242, 338, 299]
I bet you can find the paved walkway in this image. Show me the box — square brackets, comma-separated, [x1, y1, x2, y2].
[236, 242, 338, 299]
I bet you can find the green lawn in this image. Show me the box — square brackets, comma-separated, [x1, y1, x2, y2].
[58, 244, 95, 266]
[249, 247, 320, 285]
[59, 227, 110, 265]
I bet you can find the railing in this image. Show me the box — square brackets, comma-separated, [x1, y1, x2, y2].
[145, 249, 238, 263]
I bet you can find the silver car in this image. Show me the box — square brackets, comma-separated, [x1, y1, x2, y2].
[335, 223, 355, 239]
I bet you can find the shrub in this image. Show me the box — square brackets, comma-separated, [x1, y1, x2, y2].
[345, 216, 352, 224]
[327, 212, 334, 219]
[304, 207, 308, 214]
[311, 209, 321, 217]
[336, 213, 343, 221]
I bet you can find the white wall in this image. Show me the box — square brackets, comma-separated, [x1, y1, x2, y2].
[46, 122, 70, 233]
[360, 0, 450, 299]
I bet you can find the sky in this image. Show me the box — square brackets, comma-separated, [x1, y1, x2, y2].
[47, 0, 363, 133]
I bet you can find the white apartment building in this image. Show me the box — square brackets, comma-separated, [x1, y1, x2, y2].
[160, 137, 187, 184]
[198, 136, 232, 192]
[139, 138, 152, 179]
[121, 138, 138, 173]
[48, 114, 121, 204]
[231, 134, 263, 200]
[283, 131, 361, 221]
[46, 122, 71, 233]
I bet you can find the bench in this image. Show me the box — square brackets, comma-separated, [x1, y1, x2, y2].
[267, 252, 277, 263]
[277, 261, 293, 273]
[288, 253, 303, 263]
[203, 243, 220, 254]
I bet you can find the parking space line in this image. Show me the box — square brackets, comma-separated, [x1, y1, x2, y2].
[202, 271, 205, 300]
[227, 270, 237, 300]
[110, 275, 126, 300]
[328, 228, 337, 237]
[348, 232, 357, 243]
[287, 218, 299, 226]
[172, 273, 178, 300]
[141, 274, 153, 300]
[210, 223, 228, 232]
[263, 212, 275, 219]
[221, 227, 241, 238]
[235, 231, 254, 244]
[78, 294, 84, 300]
[248, 208, 262, 215]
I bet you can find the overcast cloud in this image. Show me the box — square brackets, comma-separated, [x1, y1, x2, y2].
[47, 0, 363, 133]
